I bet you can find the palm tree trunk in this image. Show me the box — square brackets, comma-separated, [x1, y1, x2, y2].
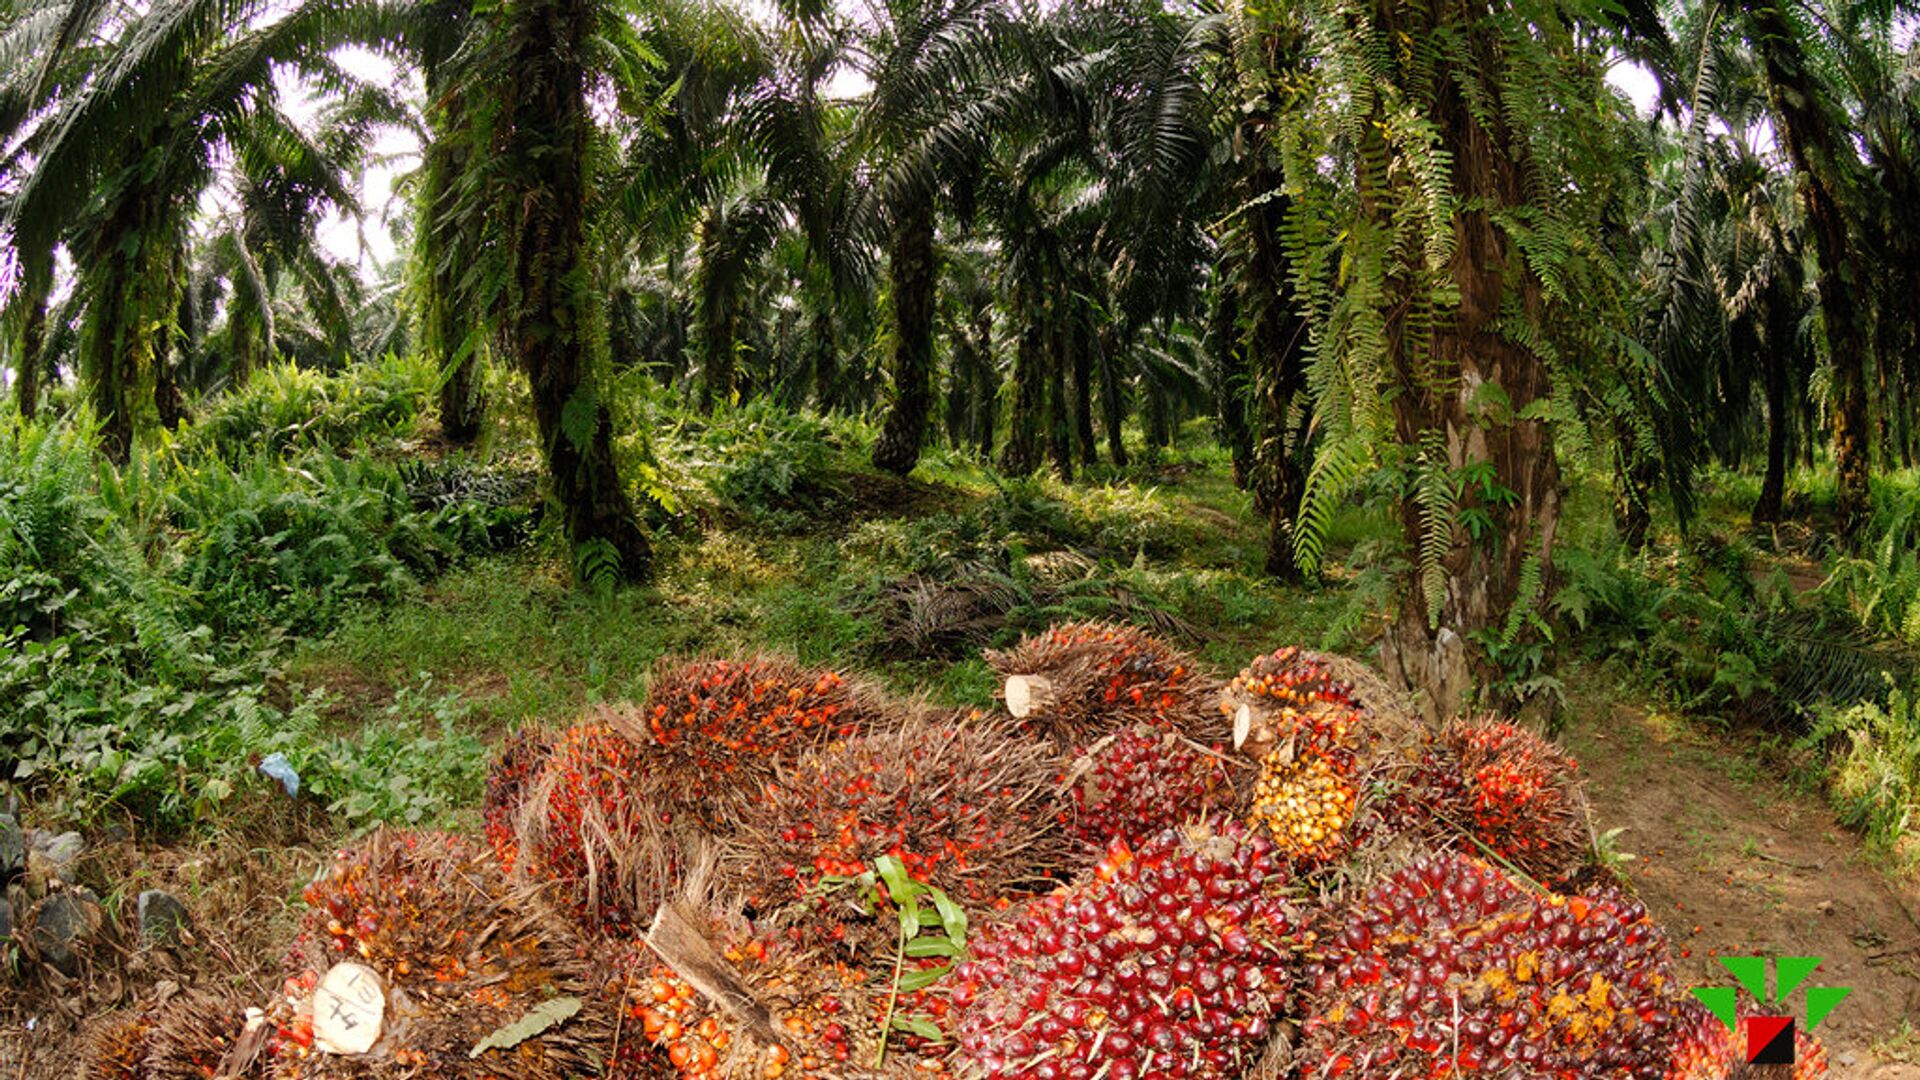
[1097, 326, 1127, 467]
[1000, 285, 1044, 475]
[1210, 280, 1252, 488]
[14, 294, 45, 421]
[872, 199, 938, 475]
[970, 303, 996, 458]
[809, 308, 838, 412]
[1376, 19, 1560, 721]
[1047, 294, 1073, 480]
[1243, 174, 1309, 580]
[425, 120, 485, 444]
[1755, 300, 1791, 523]
[696, 211, 734, 413]
[945, 324, 973, 449]
[502, 0, 649, 582]
[1070, 308, 1096, 468]
[1743, 0, 1871, 542]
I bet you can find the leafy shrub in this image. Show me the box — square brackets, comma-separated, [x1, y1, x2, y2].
[0, 410, 505, 831]
[1799, 678, 1920, 865]
[183, 354, 434, 459]
[169, 453, 453, 635]
[700, 402, 849, 527]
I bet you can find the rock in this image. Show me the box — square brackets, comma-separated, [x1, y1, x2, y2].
[32, 888, 104, 974]
[136, 889, 191, 945]
[1838, 1052, 1858, 1068]
[0, 814, 21, 881]
[40, 831, 82, 881]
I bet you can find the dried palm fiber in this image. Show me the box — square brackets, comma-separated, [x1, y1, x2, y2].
[604, 656, 897, 819]
[984, 620, 1222, 748]
[508, 721, 686, 931]
[609, 873, 934, 1079]
[1295, 851, 1683, 1078]
[86, 1012, 153, 1080]
[483, 726, 553, 871]
[1403, 715, 1592, 886]
[728, 708, 1070, 952]
[86, 988, 261, 1080]
[267, 829, 615, 1079]
[1058, 722, 1245, 853]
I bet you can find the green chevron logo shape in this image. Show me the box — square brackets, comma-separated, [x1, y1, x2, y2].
[1689, 955, 1852, 1034]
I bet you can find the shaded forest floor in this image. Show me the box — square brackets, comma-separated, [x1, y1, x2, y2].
[6, 429, 1920, 1074]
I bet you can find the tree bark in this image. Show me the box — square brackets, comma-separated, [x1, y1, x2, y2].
[872, 199, 938, 476]
[14, 294, 45, 421]
[1069, 305, 1096, 469]
[501, 0, 650, 582]
[1097, 326, 1128, 467]
[1210, 279, 1252, 488]
[1375, 2, 1561, 720]
[424, 113, 485, 444]
[999, 284, 1044, 476]
[1744, 0, 1872, 542]
[1754, 299, 1791, 523]
[970, 303, 996, 458]
[696, 210, 735, 413]
[1047, 291, 1074, 480]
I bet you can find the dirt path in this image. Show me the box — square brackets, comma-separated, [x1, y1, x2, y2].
[1564, 694, 1920, 1076]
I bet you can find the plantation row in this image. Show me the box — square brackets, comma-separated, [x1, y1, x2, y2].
[88, 624, 1820, 1078]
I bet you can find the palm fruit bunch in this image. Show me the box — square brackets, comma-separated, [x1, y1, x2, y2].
[609, 923, 932, 1079]
[1662, 1003, 1831, 1078]
[268, 829, 614, 1079]
[984, 620, 1220, 747]
[609, 657, 883, 815]
[1296, 851, 1683, 1078]
[1408, 717, 1588, 884]
[1248, 748, 1360, 865]
[87, 989, 258, 1080]
[734, 714, 1068, 947]
[946, 817, 1307, 1080]
[1063, 724, 1240, 852]
[512, 722, 679, 930]
[1220, 646, 1366, 760]
[482, 726, 552, 871]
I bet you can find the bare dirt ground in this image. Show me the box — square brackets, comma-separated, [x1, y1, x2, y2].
[1565, 695, 1920, 1076]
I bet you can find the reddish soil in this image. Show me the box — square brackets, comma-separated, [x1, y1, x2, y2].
[1566, 695, 1920, 1076]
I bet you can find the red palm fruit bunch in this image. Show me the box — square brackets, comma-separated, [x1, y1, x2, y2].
[482, 726, 552, 872]
[1297, 852, 1683, 1078]
[513, 722, 680, 931]
[734, 714, 1069, 948]
[1063, 724, 1240, 852]
[945, 817, 1307, 1080]
[269, 829, 613, 1079]
[984, 620, 1221, 748]
[1663, 1003, 1831, 1079]
[1408, 717, 1589, 884]
[606, 656, 885, 814]
[608, 927, 926, 1079]
[87, 990, 257, 1080]
[1220, 646, 1368, 763]
[1248, 747, 1360, 865]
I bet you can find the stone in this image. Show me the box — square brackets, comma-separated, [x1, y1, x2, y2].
[136, 889, 191, 945]
[32, 888, 104, 974]
[0, 814, 21, 881]
[40, 831, 82, 881]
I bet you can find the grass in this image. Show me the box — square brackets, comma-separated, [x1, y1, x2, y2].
[291, 423, 1386, 741]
